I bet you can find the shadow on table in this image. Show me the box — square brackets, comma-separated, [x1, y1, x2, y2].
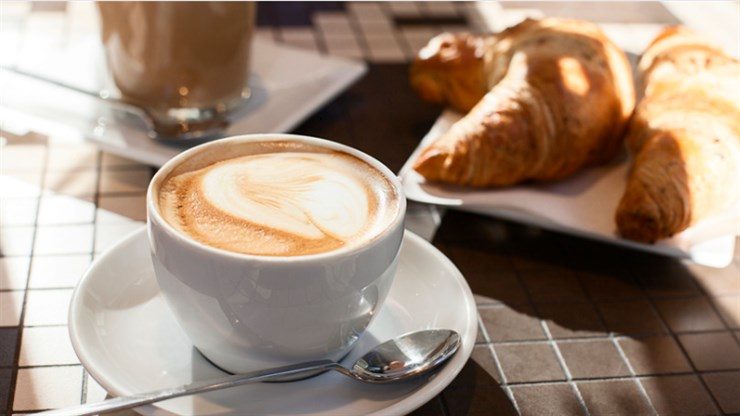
[431, 210, 738, 415]
[420, 359, 518, 416]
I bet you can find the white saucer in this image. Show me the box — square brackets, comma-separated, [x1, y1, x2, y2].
[69, 228, 477, 416]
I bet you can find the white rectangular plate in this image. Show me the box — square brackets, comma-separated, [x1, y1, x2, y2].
[400, 111, 739, 268]
[1, 37, 366, 167]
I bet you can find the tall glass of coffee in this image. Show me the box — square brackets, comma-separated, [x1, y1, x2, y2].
[97, 1, 255, 138]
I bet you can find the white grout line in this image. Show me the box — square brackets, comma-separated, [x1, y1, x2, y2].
[541, 322, 592, 416]
[503, 385, 520, 415]
[475, 311, 492, 344]
[611, 336, 659, 415]
[484, 339, 519, 413]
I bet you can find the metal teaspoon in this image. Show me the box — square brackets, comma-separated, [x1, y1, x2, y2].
[39, 329, 461, 416]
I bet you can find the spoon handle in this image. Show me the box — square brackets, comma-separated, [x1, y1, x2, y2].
[38, 360, 338, 416]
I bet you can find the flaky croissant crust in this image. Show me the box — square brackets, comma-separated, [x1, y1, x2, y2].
[410, 18, 635, 187]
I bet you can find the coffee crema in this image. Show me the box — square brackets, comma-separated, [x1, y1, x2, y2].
[157, 142, 399, 256]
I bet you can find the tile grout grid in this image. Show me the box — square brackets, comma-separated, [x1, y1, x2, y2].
[5, 124, 51, 413]
[567, 246, 659, 414]
[508, 250, 593, 415]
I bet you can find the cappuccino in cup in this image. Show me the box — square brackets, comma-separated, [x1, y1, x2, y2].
[158, 141, 400, 256]
[147, 135, 406, 373]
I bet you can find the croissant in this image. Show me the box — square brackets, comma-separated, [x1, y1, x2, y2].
[615, 27, 740, 243]
[410, 18, 635, 186]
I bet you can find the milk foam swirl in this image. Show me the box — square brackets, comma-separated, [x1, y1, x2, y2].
[158, 147, 398, 256]
[201, 154, 370, 239]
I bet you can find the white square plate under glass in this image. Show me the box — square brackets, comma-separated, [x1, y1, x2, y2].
[1, 32, 366, 167]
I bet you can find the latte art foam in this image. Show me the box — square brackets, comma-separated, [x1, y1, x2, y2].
[158, 144, 399, 256]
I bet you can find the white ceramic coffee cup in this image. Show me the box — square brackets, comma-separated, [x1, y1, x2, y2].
[147, 134, 406, 374]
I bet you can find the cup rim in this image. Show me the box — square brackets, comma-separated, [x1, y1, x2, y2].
[147, 133, 407, 263]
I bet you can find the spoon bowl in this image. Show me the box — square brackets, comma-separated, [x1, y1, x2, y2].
[351, 329, 461, 383]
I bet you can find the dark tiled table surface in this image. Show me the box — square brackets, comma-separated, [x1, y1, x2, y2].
[1, 2, 739, 415]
